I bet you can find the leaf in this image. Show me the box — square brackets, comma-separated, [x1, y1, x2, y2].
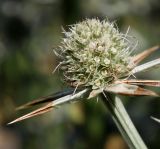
[132, 58, 160, 74]
[8, 89, 90, 124]
[116, 79, 160, 87]
[132, 45, 159, 65]
[105, 83, 158, 96]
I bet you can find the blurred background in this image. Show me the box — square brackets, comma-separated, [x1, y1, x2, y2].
[0, 0, 160, 149]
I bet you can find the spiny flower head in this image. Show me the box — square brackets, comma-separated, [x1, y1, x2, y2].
[59, 18, 135, 89]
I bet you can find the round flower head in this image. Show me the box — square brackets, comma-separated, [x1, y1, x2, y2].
[58, 18, 135, 89]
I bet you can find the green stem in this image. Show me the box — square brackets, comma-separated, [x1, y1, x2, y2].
[100, 92, 147, 149]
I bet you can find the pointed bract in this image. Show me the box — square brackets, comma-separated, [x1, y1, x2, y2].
[105, 83, 158, 96]
[132, 45, 159, 65]
[16, 89, 76, 110]
[116, 79, 160, 87]
[151, 116, 160, 123]
[8, 103, 53, 124]
[132, 58, 160, 74]
[8, 89, 90, 124]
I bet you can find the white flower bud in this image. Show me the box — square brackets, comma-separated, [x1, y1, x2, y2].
[104, 58, 110, 65]
[110, 47, 117, 54]
[89, 42, 97, 49]
[94, 57, 100, 63]
[97, 46, 104, 51]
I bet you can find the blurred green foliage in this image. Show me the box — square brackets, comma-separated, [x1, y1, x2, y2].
[0, 0, 160, 149]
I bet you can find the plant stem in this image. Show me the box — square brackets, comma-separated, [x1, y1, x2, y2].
[100, 92, 148, 149]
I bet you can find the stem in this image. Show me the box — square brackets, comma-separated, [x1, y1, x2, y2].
[100, 92, 147, 149]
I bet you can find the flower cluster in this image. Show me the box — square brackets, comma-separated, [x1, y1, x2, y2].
[59, 19, 135, 89]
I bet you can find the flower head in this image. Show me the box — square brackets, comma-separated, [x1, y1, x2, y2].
[59, 19, 135, 89]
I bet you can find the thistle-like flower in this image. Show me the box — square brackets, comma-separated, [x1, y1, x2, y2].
[8, 18, 160, 124]
[59, 19, 134, 89]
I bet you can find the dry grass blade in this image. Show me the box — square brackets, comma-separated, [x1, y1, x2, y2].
[132, 45, 159, 65]
[105, 83, 158, 96]
[116, 80, 160, 87]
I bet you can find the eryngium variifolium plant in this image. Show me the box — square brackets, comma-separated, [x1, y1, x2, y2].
[9, 18, 160, 129]
[8, 17, 160, 149]
[59, 19, 135, 89]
